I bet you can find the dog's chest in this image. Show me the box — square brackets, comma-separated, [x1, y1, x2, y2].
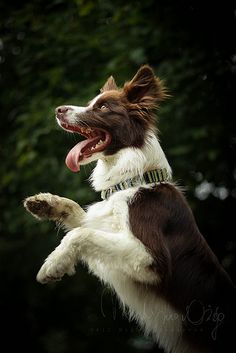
[83, 189, 136, 233]
[81, 189, 186, 353]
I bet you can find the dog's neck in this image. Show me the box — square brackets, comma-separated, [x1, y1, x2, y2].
[91, 131, 172, 192]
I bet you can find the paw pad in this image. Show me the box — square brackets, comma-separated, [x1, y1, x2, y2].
[24, 198, 53, 218]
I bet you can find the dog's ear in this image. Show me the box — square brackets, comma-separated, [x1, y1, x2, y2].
[124, 65, 166, 106]
[100, 76, 118, 92]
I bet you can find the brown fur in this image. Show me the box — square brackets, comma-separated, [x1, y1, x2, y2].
[129, 184, 235, 353]
[75, 65, 166, 155]
[100, 75, 118, 92]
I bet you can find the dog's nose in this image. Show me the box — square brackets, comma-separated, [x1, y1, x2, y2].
[56, 106, 69, 115]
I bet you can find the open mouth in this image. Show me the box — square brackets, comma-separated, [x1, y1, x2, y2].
[61, 122, 111, 172]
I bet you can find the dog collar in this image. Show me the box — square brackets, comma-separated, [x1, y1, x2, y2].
[101, 168, 169, 200]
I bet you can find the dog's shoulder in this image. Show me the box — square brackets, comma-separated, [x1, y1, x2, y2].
[128, 183, 198, 259]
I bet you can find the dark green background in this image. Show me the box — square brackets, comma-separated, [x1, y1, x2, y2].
[0, 1, 235, 352]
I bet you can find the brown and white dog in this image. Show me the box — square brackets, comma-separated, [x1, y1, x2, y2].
[24, 66, 235, 353]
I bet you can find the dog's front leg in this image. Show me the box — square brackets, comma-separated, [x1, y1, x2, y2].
[24, 193, 85, 230]
[36, 227, 157, 284]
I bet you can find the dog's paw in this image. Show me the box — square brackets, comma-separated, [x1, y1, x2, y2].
[23, 193, 65, 220]
[24, 194, 53, 220]
[36, 251, 76, 284]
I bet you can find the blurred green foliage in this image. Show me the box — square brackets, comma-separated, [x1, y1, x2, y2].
[0, 1, 235, 352]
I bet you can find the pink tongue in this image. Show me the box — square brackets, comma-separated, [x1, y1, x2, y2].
[65, 136, 101, 172]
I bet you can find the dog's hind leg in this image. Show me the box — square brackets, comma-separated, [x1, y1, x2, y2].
[24, 193, 85, 230]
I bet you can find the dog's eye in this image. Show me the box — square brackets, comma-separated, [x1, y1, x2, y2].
[100, 104, 108, 110]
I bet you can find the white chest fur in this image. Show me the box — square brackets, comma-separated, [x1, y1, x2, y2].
[81, 189, 185, 353]
[82, 188, 136, 233]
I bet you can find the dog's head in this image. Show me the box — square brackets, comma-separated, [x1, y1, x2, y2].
[56, 65, 166, 172]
